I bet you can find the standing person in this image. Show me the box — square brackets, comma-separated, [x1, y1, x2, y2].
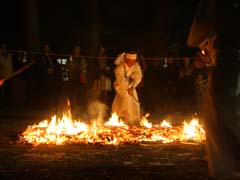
[178, 58, 195, 113]
[66, 46, 87, 112]
[36, 43, 59, 109]
[192, 51, 210, 114]
[112, 51, 142, 125]
[161, 58, 180, 114]
[144, 58, 162, 115]
[42, 43, 60, 108]
[178, 55, 209, 114]
[93, 44, 112, 105]
[0, 44, 14, 107]
[187, 0, 240, 179]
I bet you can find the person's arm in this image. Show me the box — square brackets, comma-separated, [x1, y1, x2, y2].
[115, 65, 130, 90]
[114, 52, 125, 65]
[129, 64, 142, 88]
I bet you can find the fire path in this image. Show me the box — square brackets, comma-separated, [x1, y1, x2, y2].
[0, 115, 208, 180]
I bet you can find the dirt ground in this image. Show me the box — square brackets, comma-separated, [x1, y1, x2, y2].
[0, 114, 208, 180]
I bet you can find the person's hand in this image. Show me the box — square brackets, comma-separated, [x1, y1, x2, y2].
[127, 88, 134, 96]
[119, 52, 125, 57]
[114, 52, 125, 65]
[0, 79, 4, 86]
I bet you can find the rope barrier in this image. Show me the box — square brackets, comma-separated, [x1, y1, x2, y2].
[8, 49, 195, 61]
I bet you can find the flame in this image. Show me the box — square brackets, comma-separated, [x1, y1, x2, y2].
[20, 112, 206, 146]
[201, 49, 205, 55]
[181, 119, 206, 142]
[104, 113, 128, 129]
[140, 113, 152, 128]
[160, 120, 172, 128]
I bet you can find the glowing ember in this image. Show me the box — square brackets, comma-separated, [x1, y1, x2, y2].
[20, 112, 206, 146]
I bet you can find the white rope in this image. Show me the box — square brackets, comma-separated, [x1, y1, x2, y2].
[8, 49, 195, 61]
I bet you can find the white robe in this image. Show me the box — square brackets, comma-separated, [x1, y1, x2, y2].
[112, 62, 142, 123]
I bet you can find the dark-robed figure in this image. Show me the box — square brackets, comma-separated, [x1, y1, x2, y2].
[187, 0, 240, 178]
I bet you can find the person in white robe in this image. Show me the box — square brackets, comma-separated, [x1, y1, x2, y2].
[112, 51, 142, 124]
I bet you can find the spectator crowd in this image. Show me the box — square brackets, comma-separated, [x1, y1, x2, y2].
[0, 42, 210, 117]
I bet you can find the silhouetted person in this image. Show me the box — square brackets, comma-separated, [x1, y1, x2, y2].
[93, 44, 112, 105]
[188, 0, 240, 178]
[66, 46, 87, 112]
[35, 43, 59, 109]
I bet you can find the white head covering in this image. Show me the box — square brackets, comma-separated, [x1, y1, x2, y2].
[114, 52, 137, 66]
[125, 52, 137, 60]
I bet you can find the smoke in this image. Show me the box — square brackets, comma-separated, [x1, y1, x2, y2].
[87, 100, 108, 122]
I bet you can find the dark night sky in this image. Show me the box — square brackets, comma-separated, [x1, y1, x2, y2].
[0, 0, 200, 56]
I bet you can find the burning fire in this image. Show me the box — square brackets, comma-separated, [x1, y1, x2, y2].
[20, 112, 205, 146]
